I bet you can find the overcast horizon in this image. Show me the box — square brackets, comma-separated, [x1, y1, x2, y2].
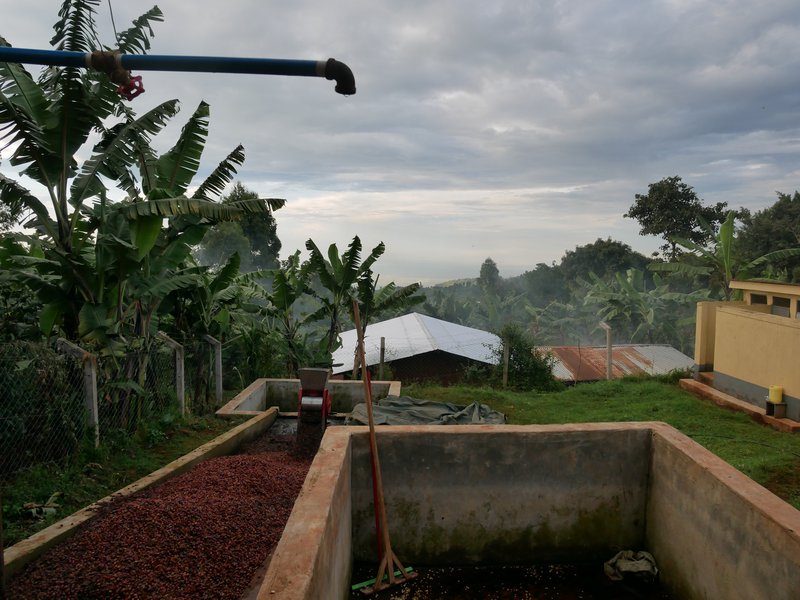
[2, 1, 800, 285]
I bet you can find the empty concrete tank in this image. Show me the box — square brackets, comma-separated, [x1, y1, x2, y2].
[258, 423, 800, 600]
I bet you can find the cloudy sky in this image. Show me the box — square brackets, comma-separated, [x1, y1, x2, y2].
[2, 1, 800, 284]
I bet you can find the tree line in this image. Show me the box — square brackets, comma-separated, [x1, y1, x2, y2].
[421, 178, 800, 355]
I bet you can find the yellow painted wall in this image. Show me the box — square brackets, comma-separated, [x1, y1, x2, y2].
[694, 301, 744, 368]
[713, 307, 800, 400]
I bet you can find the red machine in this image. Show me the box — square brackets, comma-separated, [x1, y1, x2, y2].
[296, 368, 331, 440]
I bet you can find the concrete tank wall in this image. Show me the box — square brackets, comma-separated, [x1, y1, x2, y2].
[258, 423, 800, 600]
[349, 425, 651, 564]
[217, 378, 401, 416]
[647, 427, 800, 600]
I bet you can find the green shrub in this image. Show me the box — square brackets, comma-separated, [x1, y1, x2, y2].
[491, 324, 563, 392]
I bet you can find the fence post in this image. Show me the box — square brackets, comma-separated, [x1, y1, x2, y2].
[600, 322, 613, 380]
[379, 337, 385, 380]
[158, 333, 186, 416]
[502, 338, 510, 388]
[56, 339, 99, 448]
[203, 335, 223, 407]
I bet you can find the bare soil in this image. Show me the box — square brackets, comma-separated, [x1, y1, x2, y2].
[8, 429, 313, 600]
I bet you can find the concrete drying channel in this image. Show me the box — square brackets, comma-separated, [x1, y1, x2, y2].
[4, 379, 800, 599]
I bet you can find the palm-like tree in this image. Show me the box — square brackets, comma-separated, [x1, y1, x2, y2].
[347, 271, 423, 376]
[305, 236, 386, 354]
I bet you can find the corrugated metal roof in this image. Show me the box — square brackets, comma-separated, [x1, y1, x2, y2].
[538, 345, 693, 382]
[331, 313, 501, 375]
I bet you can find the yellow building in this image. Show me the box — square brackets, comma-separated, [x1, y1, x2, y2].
[694, 280, 800, 421]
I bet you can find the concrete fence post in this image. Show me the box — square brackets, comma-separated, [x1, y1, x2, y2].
[56, 339, 100, 448]
[158, 332, 186, 416]
[203, 334, 223, 407]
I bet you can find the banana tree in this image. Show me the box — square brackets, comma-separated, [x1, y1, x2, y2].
[352, 272, 423, 332]
[0, 1, 165, 253]
[1, 2, 283, 342]
[166, 253, 272, 409]
[268, 251, 319, 377]
[348, 270, 423, 376]
[584, 268, 708, 351]
[651, 211, 800, 300]
[305, 236, 386, 354]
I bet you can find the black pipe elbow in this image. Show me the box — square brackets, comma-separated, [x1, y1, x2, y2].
[324, 58, 356, 96]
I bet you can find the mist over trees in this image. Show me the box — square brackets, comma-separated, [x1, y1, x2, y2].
[193, 182, 282, 272]
[421, 181, 800, 356]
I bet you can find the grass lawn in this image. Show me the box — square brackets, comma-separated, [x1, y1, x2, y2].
[405, 378, 800, 510]
[2, 414, 244, 548]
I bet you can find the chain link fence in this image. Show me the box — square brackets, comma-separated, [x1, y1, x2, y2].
[184, 337, 216, 414]
[0, 342, 86, 477]
[0, 337, 214, 478]
[96, 340, 180, 433]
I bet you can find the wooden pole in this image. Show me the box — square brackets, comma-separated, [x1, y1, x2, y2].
[352, 301, 415, 594]
[57, 339, 100, 448]
[203, 335, 223, 406]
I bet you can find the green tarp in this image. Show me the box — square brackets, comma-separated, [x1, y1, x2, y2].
[346, 395, 506, 426]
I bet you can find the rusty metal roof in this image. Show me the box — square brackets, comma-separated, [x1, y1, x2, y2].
[538, 345, 693, 382]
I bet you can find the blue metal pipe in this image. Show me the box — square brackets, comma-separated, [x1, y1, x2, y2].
[0, 47, 356, 95]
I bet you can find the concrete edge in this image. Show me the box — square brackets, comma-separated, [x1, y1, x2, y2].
[217, 378, 267, 417]
[387, 380, 402, 396]
[216, 379, 403, 418]
[345, 422, 666, 435]
[258, 427, 352, 600]
[648, 422, 800, 536]
[679, 378, 800, 433]
[3, 408, 279, 580]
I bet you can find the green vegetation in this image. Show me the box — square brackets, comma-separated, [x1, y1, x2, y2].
[406, 379, 800, 510]
[1, 414, 241, 547]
